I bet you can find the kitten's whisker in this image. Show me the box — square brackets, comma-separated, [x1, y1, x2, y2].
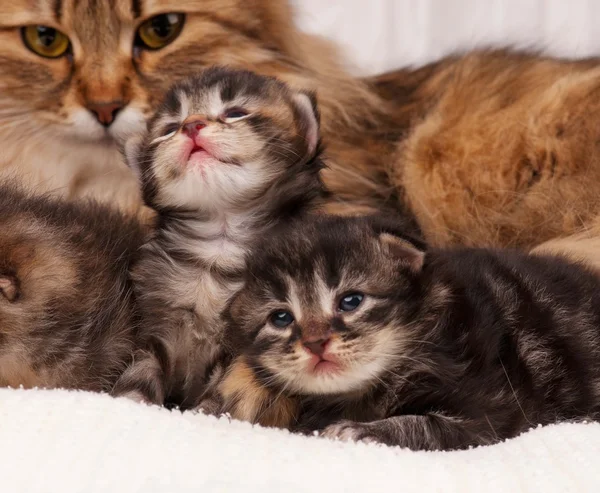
[483, 414, 500, 442]
[499, 356, 533, 427]
[365, 350, 436, 369]
[380, 368, 411, 386]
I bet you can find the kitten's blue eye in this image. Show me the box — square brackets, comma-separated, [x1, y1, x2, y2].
[270, 311, 294, 328]
[224, 108, 248, 119]
[338, 293, 364, 312]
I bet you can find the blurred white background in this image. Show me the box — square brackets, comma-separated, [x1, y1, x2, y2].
[293, 0, 600, 75]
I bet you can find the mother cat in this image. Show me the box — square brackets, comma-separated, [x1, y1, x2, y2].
[2, 0, 600, 254]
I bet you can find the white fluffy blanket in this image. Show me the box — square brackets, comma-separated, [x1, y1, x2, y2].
[1, 388, 599, 492]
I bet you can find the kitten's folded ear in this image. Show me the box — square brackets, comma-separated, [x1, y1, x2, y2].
[369, 216, 426, 273]
[291, 89, 320, 157]
[379, 233, 425, 273]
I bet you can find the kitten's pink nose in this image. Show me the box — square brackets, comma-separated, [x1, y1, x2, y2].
[303, 338, 330, 357]
[182, 119, 207, 139]
[87, 101, 123, 127]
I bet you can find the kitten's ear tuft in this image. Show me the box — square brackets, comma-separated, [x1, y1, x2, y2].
[291, 90, 320, 157]
[122, 134, 145, 183]
[379, 233, 425, 273]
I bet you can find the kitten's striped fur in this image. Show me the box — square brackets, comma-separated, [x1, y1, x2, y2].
[113, 68, 326, 408]
[0, 183, 144, 393]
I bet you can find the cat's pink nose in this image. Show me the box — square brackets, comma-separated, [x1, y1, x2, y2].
[182, 119, 207, 139]
[87, 101, 123, 126]
[303, 338, 330, 357]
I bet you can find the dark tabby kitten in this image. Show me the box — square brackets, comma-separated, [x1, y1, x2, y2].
[224, 215, 600, 451]
[0, 183, 144, 392]
[113, 67, 325, 408]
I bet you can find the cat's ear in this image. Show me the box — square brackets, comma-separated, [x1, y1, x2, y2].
[291, 90, 320, 157]
[378, 233, 425, 273]
[122, 133, 145, 183]
[367, 214, 427, 271]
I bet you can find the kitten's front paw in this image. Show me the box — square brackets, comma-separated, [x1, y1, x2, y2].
[321, 420, 379, 444]
[117, 390, 153, 406]
[195, 396, 224, 417]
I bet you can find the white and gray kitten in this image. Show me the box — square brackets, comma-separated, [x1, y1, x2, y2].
[114, 67, 325, 408]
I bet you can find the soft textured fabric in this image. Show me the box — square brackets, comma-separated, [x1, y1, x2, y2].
[1, 387, 599, 492]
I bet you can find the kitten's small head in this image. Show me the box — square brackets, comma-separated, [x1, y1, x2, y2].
[124, 67, 321, 212]
[225, 215, 427, 396]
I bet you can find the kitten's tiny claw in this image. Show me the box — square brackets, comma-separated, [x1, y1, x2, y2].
[321, 420, 379, 444]
[194, 397, 223, 417]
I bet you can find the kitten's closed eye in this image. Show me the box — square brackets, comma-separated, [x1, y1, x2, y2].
[338, 293, 364, 312]
[223, 108, 249, 120]
[161, 123, 181, 137]
[270, 311, 294, 328]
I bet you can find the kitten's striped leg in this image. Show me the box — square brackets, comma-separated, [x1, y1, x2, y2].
[193, 357, 228, 416]
[321, 413, 498, 451]
[112, 350, 167, 406]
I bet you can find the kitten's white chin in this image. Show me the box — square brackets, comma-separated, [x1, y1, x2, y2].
[295, 363, 384, 395]
[158, 161, 268, 212]
[267, 352, 383, 395]
[281, 332, 404, 396]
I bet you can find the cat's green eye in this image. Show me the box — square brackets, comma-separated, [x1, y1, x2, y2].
[21, 26, 70, 59]
[136, 13, 185, 50]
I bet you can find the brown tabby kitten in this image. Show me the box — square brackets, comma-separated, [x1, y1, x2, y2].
[5, 1, 600, 257]
[113, 67, 326, 408]
[0, 183, 144, 392]
[224, 215, 600, 451]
